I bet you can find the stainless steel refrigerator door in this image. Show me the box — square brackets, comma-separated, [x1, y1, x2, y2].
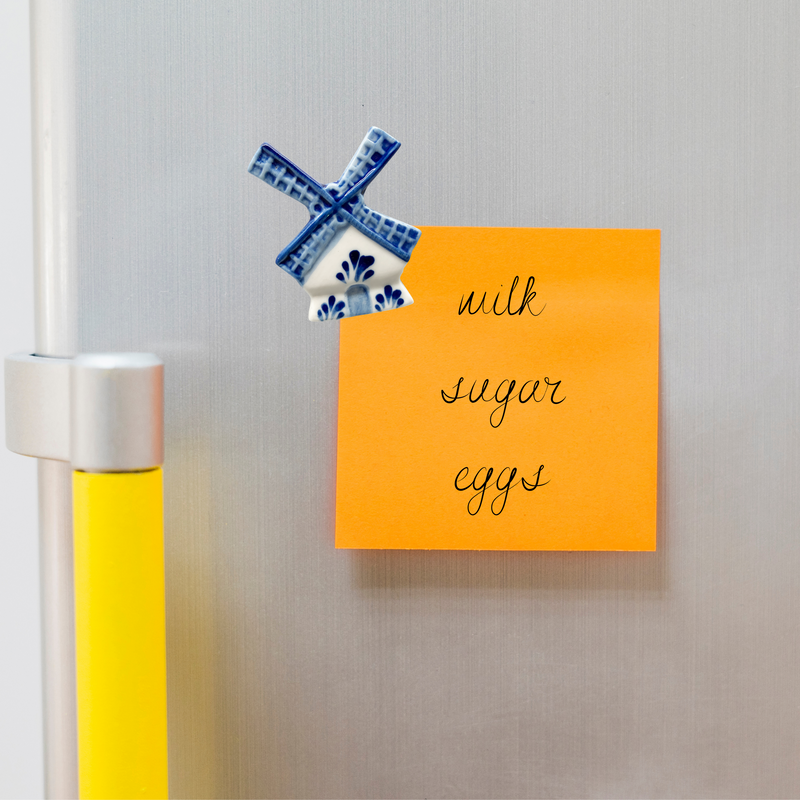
[33, 1, 800, 797]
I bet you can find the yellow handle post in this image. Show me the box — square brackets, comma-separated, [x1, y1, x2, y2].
[73, 468, 168, 799]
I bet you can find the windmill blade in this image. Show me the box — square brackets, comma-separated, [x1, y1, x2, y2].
[328, 128, 401, 198]
[249, 144, 331, 215]
[346, 199, 421, 261]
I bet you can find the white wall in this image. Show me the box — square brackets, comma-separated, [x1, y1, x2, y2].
[0, 0, 45, 796]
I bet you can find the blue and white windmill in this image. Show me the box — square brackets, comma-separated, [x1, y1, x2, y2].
[249, 127, 421, 321]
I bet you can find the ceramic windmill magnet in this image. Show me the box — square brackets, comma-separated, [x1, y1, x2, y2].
[249, 128, 420, 321]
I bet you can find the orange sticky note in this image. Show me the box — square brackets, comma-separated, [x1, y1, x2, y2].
[336, 227, 660, 550]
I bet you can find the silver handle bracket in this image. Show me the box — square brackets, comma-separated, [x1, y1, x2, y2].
[5, 352, 164, 472]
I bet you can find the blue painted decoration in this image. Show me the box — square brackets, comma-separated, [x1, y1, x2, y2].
[249, 128, 421, 321]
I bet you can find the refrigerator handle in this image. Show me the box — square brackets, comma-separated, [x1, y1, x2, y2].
[5, 352, 168, 798]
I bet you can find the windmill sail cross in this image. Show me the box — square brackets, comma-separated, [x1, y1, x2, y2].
[249, 128, 421, 321]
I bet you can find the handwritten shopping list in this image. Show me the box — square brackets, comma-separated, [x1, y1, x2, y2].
[336, 227, 660, 550]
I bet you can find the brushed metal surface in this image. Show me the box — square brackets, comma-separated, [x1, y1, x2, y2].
[54, 0, 800, 796]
